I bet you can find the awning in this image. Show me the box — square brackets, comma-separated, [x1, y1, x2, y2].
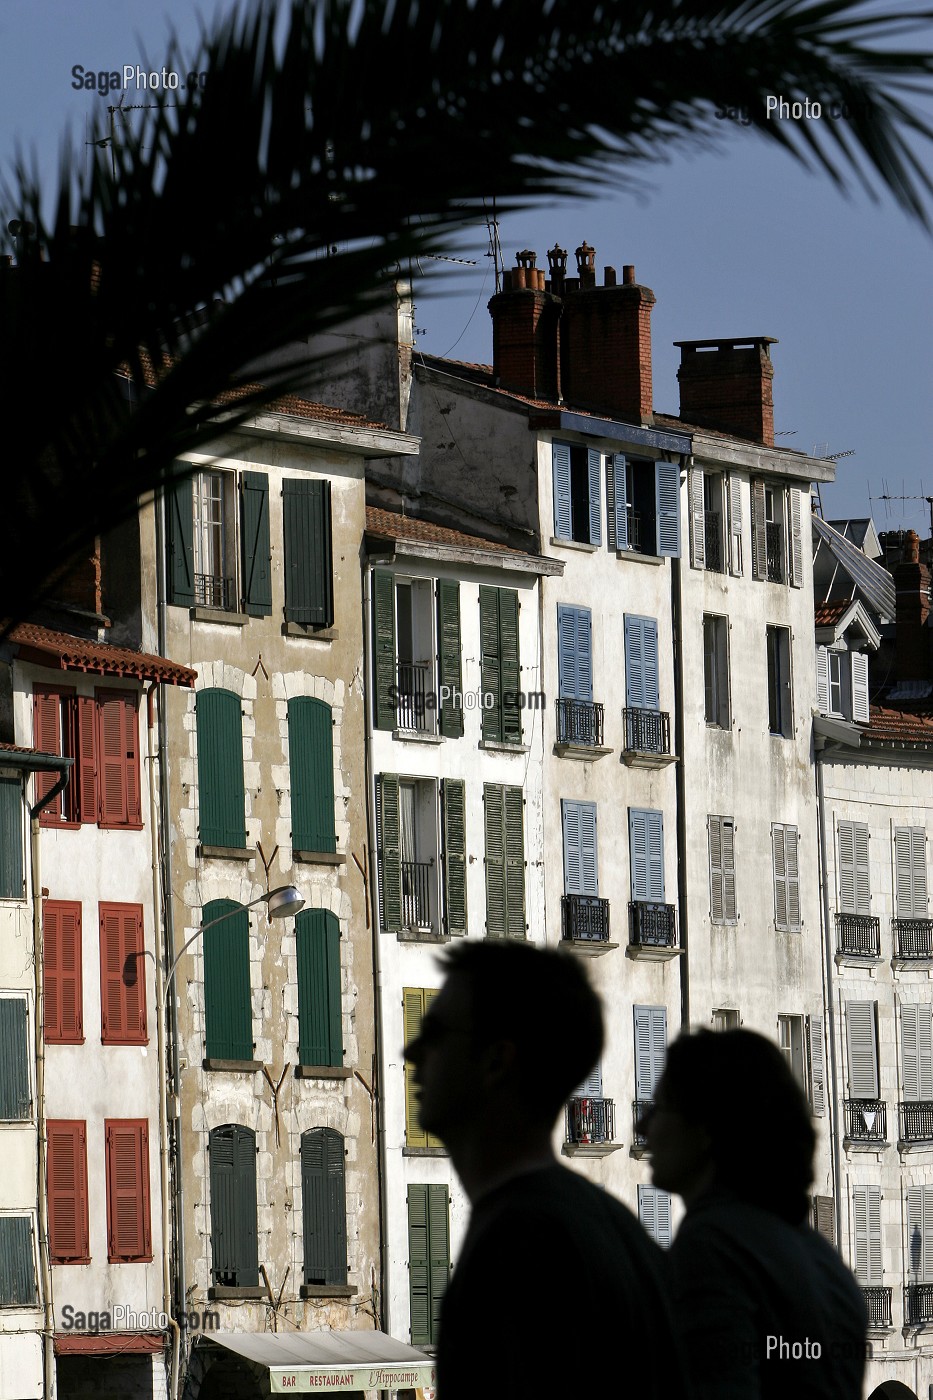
[207, 1329, 435, 1394]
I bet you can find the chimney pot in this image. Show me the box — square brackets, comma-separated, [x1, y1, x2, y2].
[516, 248, 537, 270]
[623, 265, 635, 285]
[575, 240, 596, 289]
[604, 266, 617, 287]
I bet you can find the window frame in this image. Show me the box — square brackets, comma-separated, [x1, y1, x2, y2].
[766, 625, 793, 738]
[702, 614, 731, 729]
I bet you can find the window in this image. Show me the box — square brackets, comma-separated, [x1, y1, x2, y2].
[283, 477, 333, 627]
[766, 626, 793, 737]
[751, 480, 803, 586]
[688, 469, 727, 573]
[900, 1004, 933, 1101]
[624, 615, 660, 711]
[209, 1124, 258, 1287]
[403, 988, 443, 1149]
[203, 899, 252, 1062]
[296, 909, 342, 1068]
[702, 615, 730, 728]
[708, 816, 737, 924]
[375, 775, 441, 935]
[629, 809, 665, 904]
[837, 821, 870, 915]
[408, 1183, 449, 1347]
[47, 1120, 90, 1263]
[638, 1185, 673, 1249]
[196, 689, 246, 849]
[812, 1195, 835, 1245]
[0, 1217, 36, 1306]
[906, 1186, 933, 1285]
[895, 827, 929, 919]
[301, 1128, 347, 1287]
[852, 1187, 883, 1286]
[779, 1013, 825, 1114]
[372, 573, 463, 737]
[552, 442, 602, 545]
[634, 1005, 667, 1107]
[712, 1008, 740, 1031]
[99, 904, 147, 1044]
[0, 998, 30, 1119]
[562, 801, 598, 897]
[778, 1014, 806, 1087]
[105, 1120, 151, 1261]
[167, 466, 272, 616]
[480, 587, 521, 744]
[816, 648, 870, 724]
[771, 824, 801, 931]
[483, 783, 525, 939]
[33, 688, 141, 829]
[288, 698, 336, 855]
[610, 455, 680, 558]
[846, 1001, 880, 1099]
[828, 651, 843, 716]
[441, 778, 467, 937]
[43, 900, 83, 1044]
[557, 605, 593, 704]
[0, 777, 24, 899]
[808, 1015, 826, 1116]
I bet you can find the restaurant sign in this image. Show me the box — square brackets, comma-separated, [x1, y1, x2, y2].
[272, 1363, 436, 1393]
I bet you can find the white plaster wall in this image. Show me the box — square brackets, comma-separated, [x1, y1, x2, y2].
[0, 1332, 42, 1400]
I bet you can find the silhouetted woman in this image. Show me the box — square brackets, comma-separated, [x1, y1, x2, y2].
[643, 1028, 866, 1399]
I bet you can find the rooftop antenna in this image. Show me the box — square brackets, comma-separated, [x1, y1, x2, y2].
[485, 197, 503, 294]
[876, 491, 933, 538]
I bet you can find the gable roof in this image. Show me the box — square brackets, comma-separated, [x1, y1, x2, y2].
[812, 516, 896, 621]
[365, 506, 563, 576]
[8, 623, 196, 687]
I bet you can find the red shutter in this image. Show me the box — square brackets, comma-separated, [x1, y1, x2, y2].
[33, 689, 63, 820]
[43, 900, 83, 1044]
[74, 695, 98, 823]
[47, 1120, 89, 1263]
[122, 694, 141, 825]
[96, 692, 141, 828]
[100, 903, 147, 1044]
[105, 1120, 151, 1260]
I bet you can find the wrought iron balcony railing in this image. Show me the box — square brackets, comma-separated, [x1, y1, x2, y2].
[396, 662, 432, 732]
[556, 698, 604, 747]
[835, 913, 881, 958]
[566, 1096, 615, 1145]
[561, 894, 611, 943]
[704, 511, 723, 572]
[894, 918, 933, 959]
[401, 860, 432, 930]
[899, 1101, 933, 1144]
[629, 901, 678, 950]
[195, 572, 234, 610]
[862, 1287, 892, 1328]
[632, 1099, 653, 1148]
[843, 1098, 887, 1142]
[905, 1283, 933, 1326]
[626, 509, 642, 551]
[623, 708, 671, 755]
[765, 522, 784, 582]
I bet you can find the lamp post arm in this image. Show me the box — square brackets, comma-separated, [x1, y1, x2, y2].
[163, 891, 270, 1006]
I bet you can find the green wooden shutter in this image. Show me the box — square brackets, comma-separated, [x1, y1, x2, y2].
[504, 785, 525, 937]
[301, 1128, 347, 1286]
[203, 900, 252, 1061]
[499, 589, 522, 743]
[0, 1217, 36, 1306]
[442, 780, 467, 935]
[408, 1183, 449, 1346]
[240, 472, 272, 616]
[484, 784, 506, 938]
[428, 1184, 450, 1340]
[289, 697, 336, 854]
[479, 586, 502, 741]
[0, 998, 30, 1119]
[846, 1001, 879, 1099]
[377, 774, 402, 933]
[373, 570, 397, 730]
[296, 909, 342, 1067]
[0, 777, 23, 899]
[437, 580, 463, 738]
[196, 689, 246, 849]
[210, 1124, 258, 1287]
[283, 478, 333, 626]
[167, 469, 195, 605]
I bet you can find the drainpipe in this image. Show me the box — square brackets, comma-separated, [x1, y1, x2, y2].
[671, 538, 691, 1031]
[815, 742, 844, 1251]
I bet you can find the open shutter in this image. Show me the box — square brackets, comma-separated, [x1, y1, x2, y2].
[587, 448, 602, 546]
[283, 478, 333, 626]
[0, 998, 30, 1119]
[907, 1188, 927, 1281]
[209, 1126, 236, 1284]
[234, 1127, 259, 1286]
[750, 479, 767, 579]
[853, 823, 870, 913]
[100, 903, 146, 1044]
[576, 608, 593, 703]
[377, 774, 402, 933]
[689, 469, 706, 568]
[372, 571, 397, 731]
[73, 696, 97, 823]
[437, 580, 463, 738]
[838, 821, 856, 913]
[47, 1121, 89, 1262]
[43, 900, 82, 1043]
[97, 691, 132, 826]
[772, 825, 787, 928]
[167, 469, 195, 605]
[634, 1005, 667, 1100]
[479, 586, 502, 742]
[504, 785, 526, 938]
[301, 1128, 347, 1286]
[721, 817, 737, 921]
[728, 474, 743, 575]
[289, 698, 336, 854]
[644, 811, 664, 902]
[846, 1001, 879, 1099]
[498, 590, 522, 743]
[850, 651, 870, 724]
[785, 826, 800, 928]
[240, 472, 272, 616]
[624, 616, 645, 711]
[558, 606, 579, 701]
[196, 689, 246, 849]
[442, 780, 467, 936]
[606, 454, 627, 549]
[629, 810, 649, 902]
[808, 1014, 825, 1116]
[33, 689, 63, 816]
[0, 777, 23, 899]
[580, 803, 597, 896]
[203, 900, 252, 1061]
[773, 824, 798, 929]
[788, 488, 804, 586]
[552, 443, 572, 539]
[297, 909, 342, 1067]
[816, 647, 830, 714]
[655, 461, 681, 557]
[106, 1120, 150, 1260]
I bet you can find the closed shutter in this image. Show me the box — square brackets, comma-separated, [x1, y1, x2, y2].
[573, 1061, 603, 1099]
[587, 448, 602, 546]
[240, 472, 272, 616]
[789, 488, 804, 587]
[772, 824, 800, 930]
[0, 777, 23, 899]
[71, 695, 95, 824]
[606, 454, 627, 549]
[728, 474, 743, 575]
[296, 909, 342, 1067]
[403, 988, 442, 1149]
[750, 479, 767, 579]
[96, 691, 140, 827]
[901, 1003, 933, 1101]
[442, 779, 467, 935]
[624, 615, 660, 711]
[552, 443, 572, 539]
[655, 461, 681, 557]
[47, 1120, 89, 1262]
[167, 469, 195, 605]
[851, 652, 870, 724]
[813, 1195, 835, 1245]
[816, 647, 830, 714]
[638, 1185, 673, 1249]
[0, 998, 30, 1119]
[557, 605, 593, 703]
[907, 1186, 933, 1283]
[846, 1001, 879, 1099]
[301, 1128, 347, 1286]
[562, 801, 598, 896]
[377, 774, 402, 933]
[689, 469, 706, 569]
[210, 1125, 258, 1287]
[484, 784, 525, 939]
[634, 1005, 667, 1101]
[708, 816, 738, 924]
[0, 1217, 36, 1306]
[479, 586, 501, 741]
[283, 477, 333, 626]
[629, 809, 664, 903]
[99, 903, 147, 1044]
[43, 900, 83, 1043]
[33, 688, 65, 818]
[196, 689, 246, 849]
[407, 1184, 449, 1347]
[838, 821, 870, 915]
[437, 580, 463, 738]
[503, 785, 525, 937]
[808, 1014, 826, 1116]
[203, 899, 252, 1061]
[289, 697, 336, 854]
[895, 827, 928, 919]
[105, 1120, 151, 1260]
[498, 589, 521, 743]
[853, 1186, 882, 1285]
[372, 570, 397, 731]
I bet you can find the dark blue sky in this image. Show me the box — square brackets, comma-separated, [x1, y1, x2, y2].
[3, 0, 931, 533]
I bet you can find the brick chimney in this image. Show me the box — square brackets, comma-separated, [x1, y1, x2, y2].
[488, 249, 562, 400]
[675, 337, 777, 445]
[558, 248, 656, 425]
[893, 530, 932, 682]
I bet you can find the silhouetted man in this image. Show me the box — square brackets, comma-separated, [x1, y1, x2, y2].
[404, 940, 690, 1399]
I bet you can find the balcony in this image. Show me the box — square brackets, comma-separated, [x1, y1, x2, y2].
[561, 894, 612, 946]
[626, 508, 642, 551]
[704, 511, 723, 572]
[905, 1283, 933, 1326]
[632, 1099, 653, 1151]
[555, 698, 606, 751]
[835, 913, 881, 959]
[628, 902, 679, 960]
[565, 1096, 616, 1153]
[401, 860, 432, 931]
[843, 1098, 887, 1145]
[862, 1286, 892, 1329]
[899, 1100, 933, 1145]
[396, 662, 433, 733]
[765, 522, 784, 582]
[195, 572, 234, 610]
[622, 708, 674, 768]
[894, 918, 933, 960]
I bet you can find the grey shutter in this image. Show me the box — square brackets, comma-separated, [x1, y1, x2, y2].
[576, 609, 593, 703]
[587, 448, 602, 546]
[851, 652, 870, 724]
[853, 1186, 882, 1285]
[721, 817, 737, 922]
[606, 454, 627, 549]
[0, 998, 30, 1119]
[853, 823, 871, 914]
[498, 590, 522, 743]
[634, 1004, 667, 1100]
[0, 777, 23, 899]
[750, 479, 767, 579]
[479, 586, 501, 741]
[0, 1217, 36, 1306]
[574, 1061, 603, 1099]
[709, 816, 735, 923]
[240, 472, 272, 616]
[772, 825, 788, 927]
[301, 1128, 347, 1286]
[377, 774, 402, 933]
[655, 461, 681, 557]
[907, 1187, 933, 1283]
[552, 443, 572, 539]
[816, 647, 830, 714]
[504, 785, 526, 938]
[813, 1196, 835, 1246]
[728, 474, 743, 575]
[773, 824, 800, 930]
[846, 1001, 879, 1099]
[437, 580, 463, 738]
[442, 779, 467, 935]
[167, 468, 195, 605]
[901, 1003, 933, 1101]
[638, 1185, 672, 1249]
[895, 827, 928, 919]
[689, 469, 706, 569]
[558, 605, 593, 704]
[785, 826, 801, 929]
[630, 809, 664, 903]
[808, 1014, 825, 1116]
[625, 616, 659, 711]
[563, 801, 597, 897]
[373, 570, 397, 731]
[789, 488, 804, 587]
[283, 478, 333, 626]
[838, 821, 856, 914]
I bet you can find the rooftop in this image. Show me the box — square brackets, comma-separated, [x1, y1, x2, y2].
[8, 623, 197, 687]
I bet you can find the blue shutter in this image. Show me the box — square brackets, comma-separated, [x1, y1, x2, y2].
[0, 776, 23, 899]
[607, 454, 627, 549]
[655, 461, 681, 557]
[643, 619, 660, 710]
[576, 608, 593, 703]
[562, 801, 582, 894]
[552, 444, 572, 539]
[558, 606, 592, 702]
[624, 616, 645, 710]
[579, 802, 598, 896]
[634, 1005, 668, 1100]
[587, 448, 602, 546]
[630, 809, 664, 902]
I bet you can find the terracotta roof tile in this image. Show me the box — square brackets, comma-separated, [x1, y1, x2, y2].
[865, 704, 933, 745]
[8, 623, 196, 687]
[814, 598, 854, 627]
[365, 506, 531, 557]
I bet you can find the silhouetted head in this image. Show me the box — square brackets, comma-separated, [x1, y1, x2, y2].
[647, 1028, 815, 1224]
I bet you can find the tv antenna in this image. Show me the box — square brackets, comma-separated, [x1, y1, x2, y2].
[485, 197, 503, 294]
